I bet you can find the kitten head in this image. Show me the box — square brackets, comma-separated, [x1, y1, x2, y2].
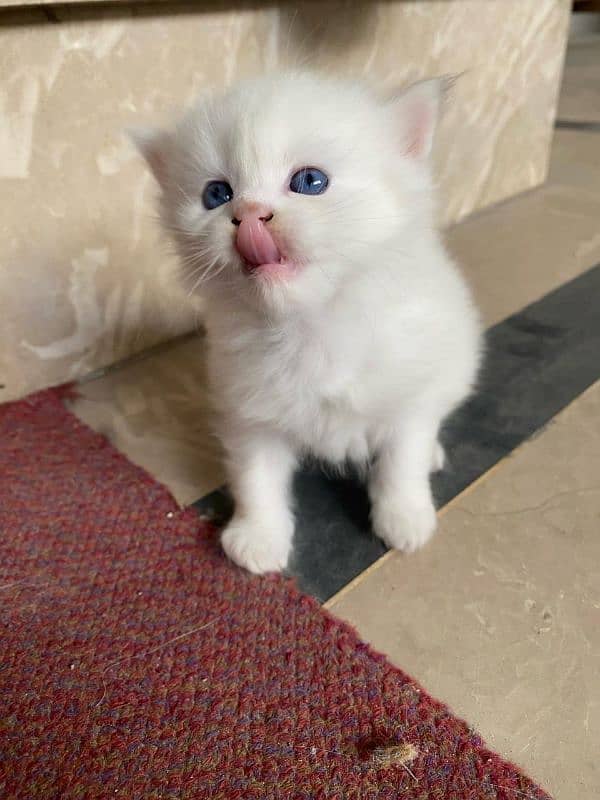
[133, 73, 444, 315]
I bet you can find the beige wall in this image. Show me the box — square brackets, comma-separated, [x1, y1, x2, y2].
[0, 0, 570, 402]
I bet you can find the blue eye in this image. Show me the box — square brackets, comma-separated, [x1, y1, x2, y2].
[289, 167, 329, 195]
[202, 180, 233, 210]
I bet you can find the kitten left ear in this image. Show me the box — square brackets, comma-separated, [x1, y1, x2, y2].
[128, 126, 172, 187]
[387, 77, 450, 160]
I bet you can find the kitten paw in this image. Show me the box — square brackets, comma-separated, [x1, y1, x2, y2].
[431, 441, 446, 472]
[371, 491, 437, 553]
[221, 516, 293, 574]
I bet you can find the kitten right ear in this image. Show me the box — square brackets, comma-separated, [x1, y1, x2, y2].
[128, 127, 172, 187]
[386, 77, 453, 160]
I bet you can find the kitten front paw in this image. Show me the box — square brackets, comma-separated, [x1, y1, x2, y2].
[371, 489, 437, 553]
[221, 516, 293, 574]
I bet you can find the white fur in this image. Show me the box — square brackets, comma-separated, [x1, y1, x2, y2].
[135, 73, 482, 573]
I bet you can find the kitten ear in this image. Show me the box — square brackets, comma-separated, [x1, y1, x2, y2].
[387, 77, 451, 160]
[128, 126, 172, 187]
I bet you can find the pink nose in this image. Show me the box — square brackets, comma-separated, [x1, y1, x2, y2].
[233, 202, 281, 269]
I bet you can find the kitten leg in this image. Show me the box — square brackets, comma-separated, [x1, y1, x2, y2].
[220, 429, 296, 574]
[370, 416, 440, 552]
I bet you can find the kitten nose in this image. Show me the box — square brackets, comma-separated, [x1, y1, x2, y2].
[231, 201, 274, 227]
[233, 203, 281, 268]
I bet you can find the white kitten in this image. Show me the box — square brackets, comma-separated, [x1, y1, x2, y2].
[134, 73, 481, 574]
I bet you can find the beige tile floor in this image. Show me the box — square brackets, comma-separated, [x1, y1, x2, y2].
[74, 332, 224, 506]
[72, 36, 600, 798]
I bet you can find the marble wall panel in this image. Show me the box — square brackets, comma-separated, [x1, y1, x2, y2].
[0, 1, 570, 401]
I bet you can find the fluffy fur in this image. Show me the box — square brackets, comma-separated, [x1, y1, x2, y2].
[134, 73, 482, 573]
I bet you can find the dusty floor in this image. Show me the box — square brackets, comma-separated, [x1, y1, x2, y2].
[72, 36, 600, 798]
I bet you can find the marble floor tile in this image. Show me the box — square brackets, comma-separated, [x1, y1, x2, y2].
[71, 332, 224, 506]
[448, 126, 600, 327]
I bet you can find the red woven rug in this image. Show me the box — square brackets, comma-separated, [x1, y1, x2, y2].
[1, 388, 550, 800]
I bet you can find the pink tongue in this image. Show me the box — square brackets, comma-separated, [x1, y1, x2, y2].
[236, 218, 281, 268]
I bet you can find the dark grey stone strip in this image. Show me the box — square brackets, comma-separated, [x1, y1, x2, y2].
[555, 120, 600, 132]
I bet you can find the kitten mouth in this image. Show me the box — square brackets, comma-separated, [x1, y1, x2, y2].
[241, 256, 295, 279]
[235, 215, 295, 279]
[241, 254, 282, 275]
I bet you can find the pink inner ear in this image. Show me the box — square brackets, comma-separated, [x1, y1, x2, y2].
[405, 102, 432, 159]
[392, 79, 441, 161]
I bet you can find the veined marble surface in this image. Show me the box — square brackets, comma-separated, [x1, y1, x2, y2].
[0, 1, 570, 401]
